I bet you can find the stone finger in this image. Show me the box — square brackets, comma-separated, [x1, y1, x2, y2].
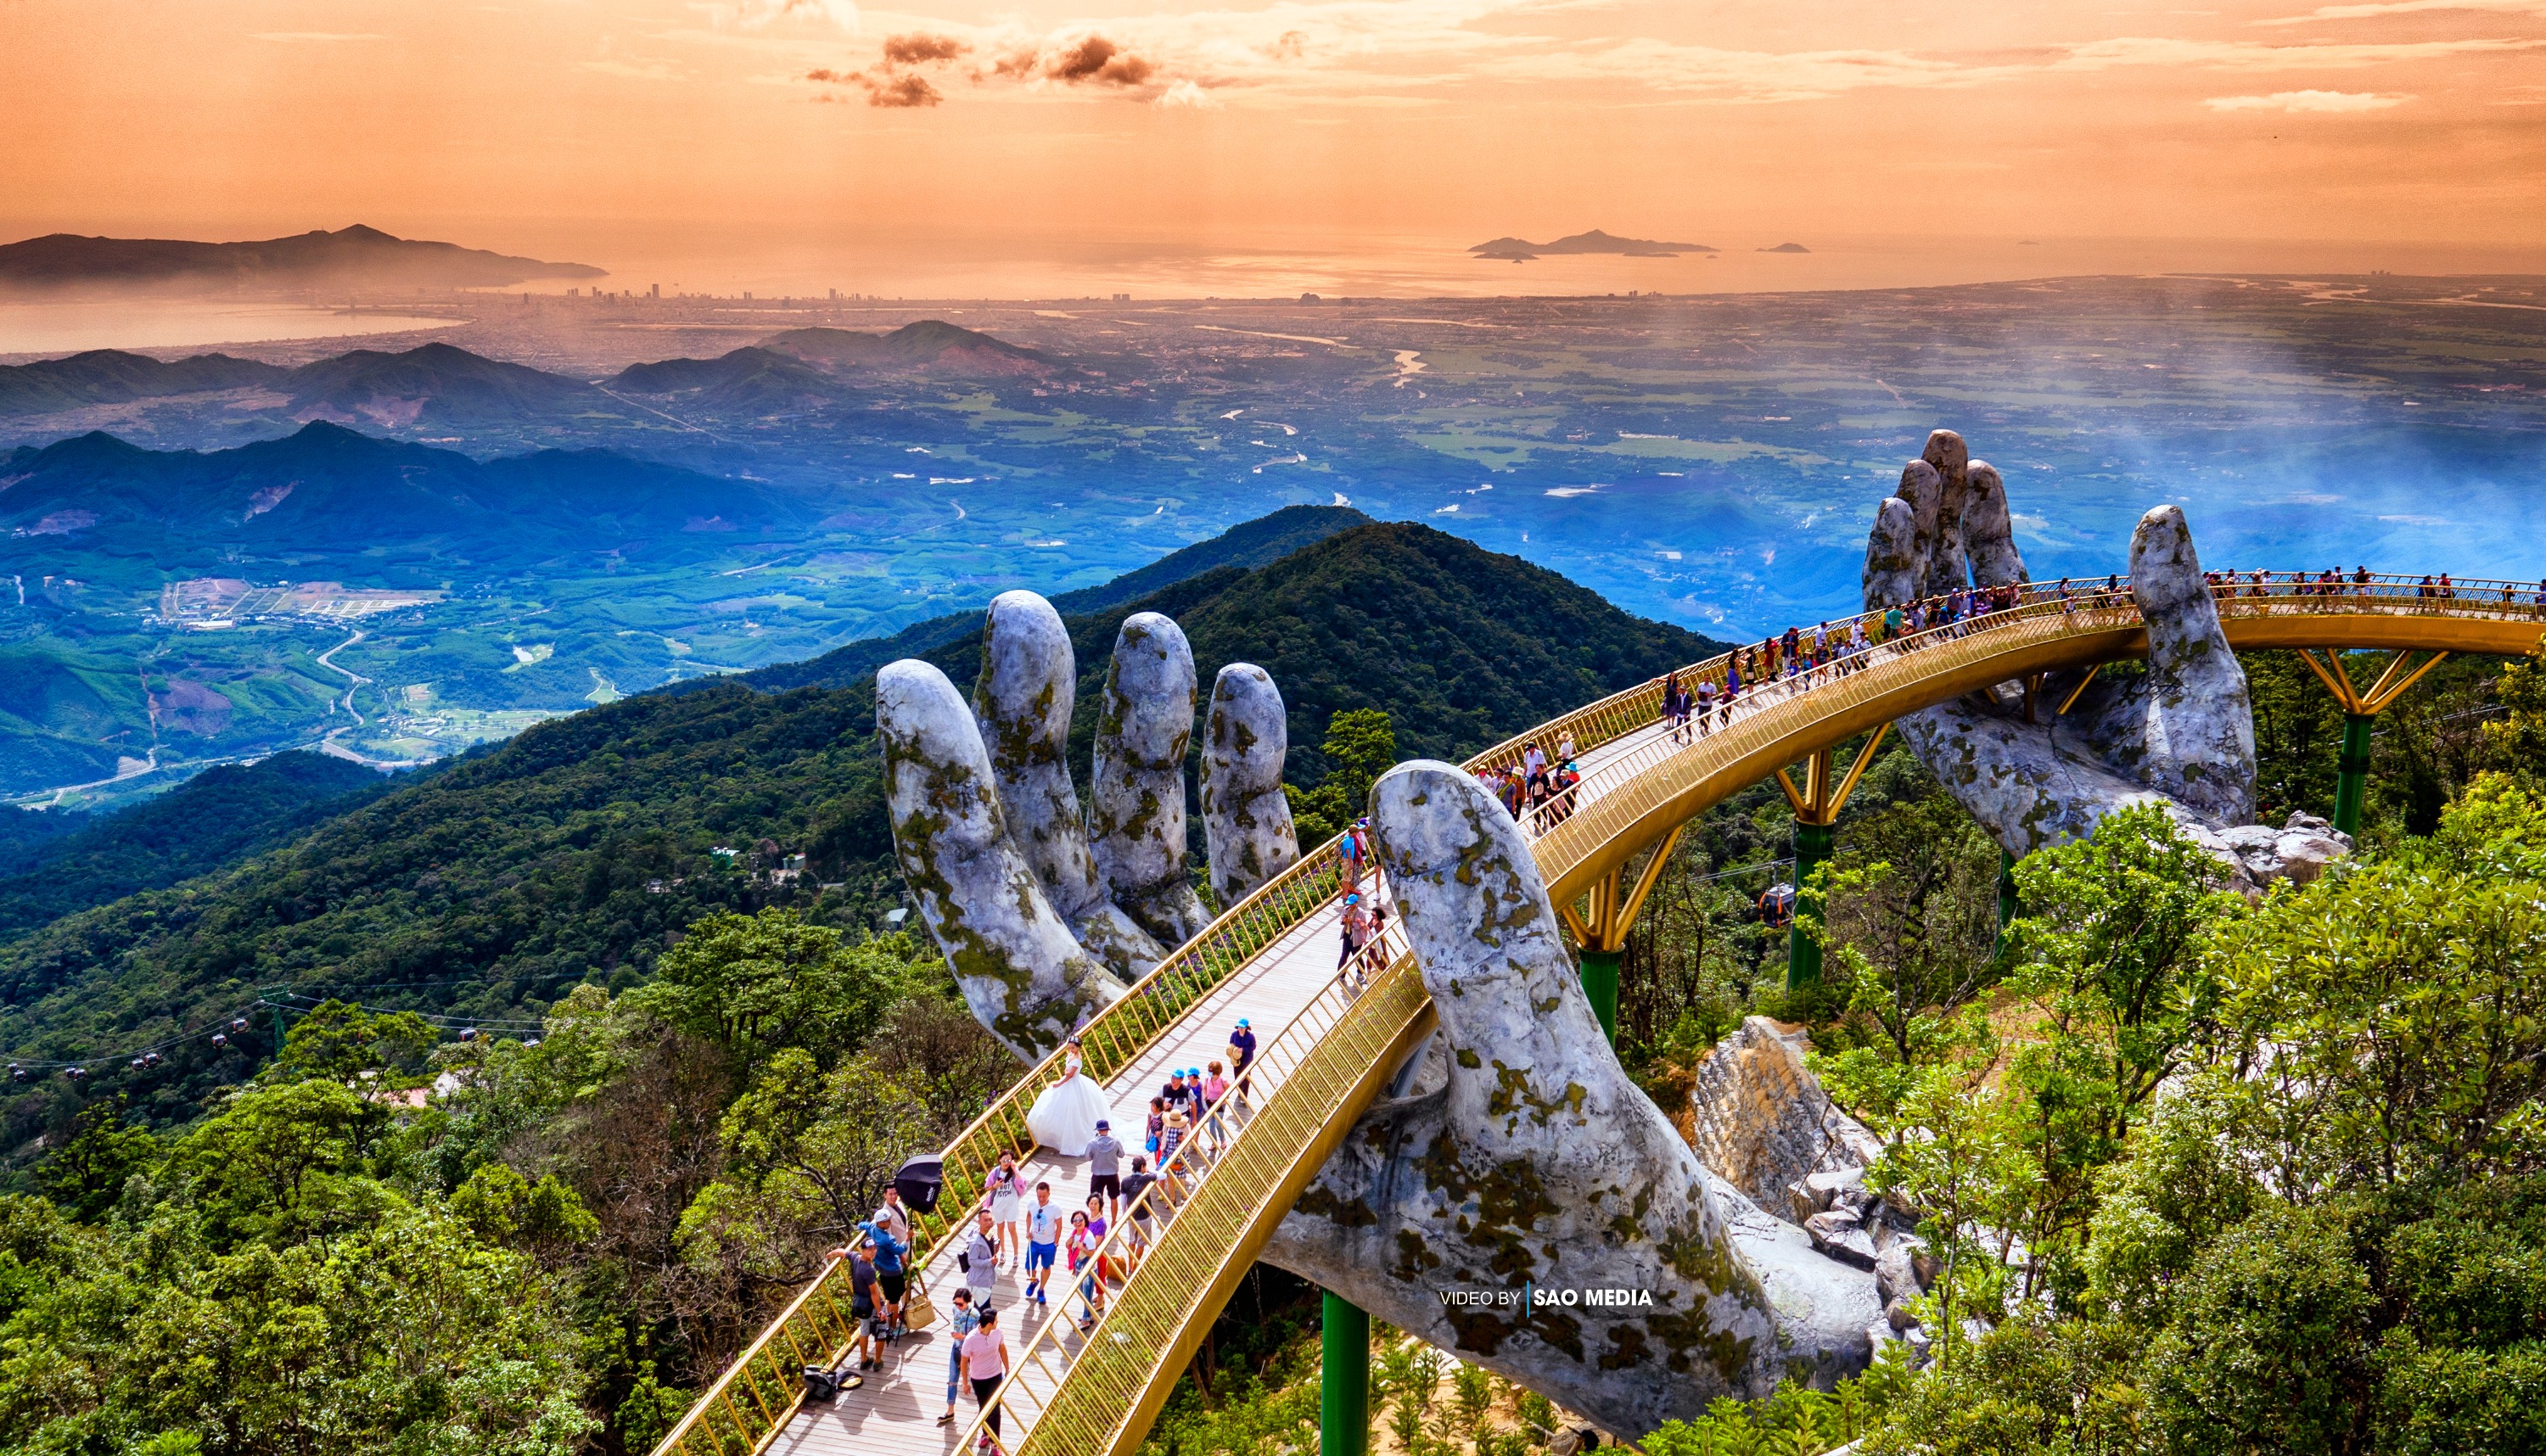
[878, 658, 1122, 1060]
[1921, 429, 1972, 596]
[1091, 612, 1211, 946]
[973, 591, 1165, 980]
[2126, 504, 2257, 826]
[1862, 496, 1923, 610]
[1201, 663, 1299, 904]
[1962, 461, 2027, 588]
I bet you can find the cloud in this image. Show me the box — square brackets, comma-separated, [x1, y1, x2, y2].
[2256, 0, 2546, 24]
[725, 0, 858, 30]
[581, 57, 683, 81]
[1045, 36, 1158, 87]
[1472, 40, 1987, 102]
[2054, 35, 2540, 71]
[805, 65, 941, 105]
[882, 32, 967, 65]
[866, 72, 943, 106]
[2204, 87, 2414, 109]
[777, 0, 2546, 114]
[250, 31, 389, 42]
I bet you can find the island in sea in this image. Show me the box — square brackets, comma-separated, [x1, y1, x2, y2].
[0, 224, 604, 294]
[1467, 229, 1715, 261]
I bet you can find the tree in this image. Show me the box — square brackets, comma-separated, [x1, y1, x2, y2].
[2487, 635, 2546, 781]
[1287, 708, 1398, 843]
[36, 1095, 157, 1223]
[273, 998, 439, 1087]
[1996, 805, 2247, 1292]
[451, 1162, 601, 1264]
[1817, 789, 2006, 1067]
[2142, 1201, 2376, 1454]
[627, 908, 907, 1077]
[2207, 776, 2546, 1198]
[1865, 1016, 2036, 1362]
[714, 1048, 928, 1239]
[165, 1078, 383, 1246]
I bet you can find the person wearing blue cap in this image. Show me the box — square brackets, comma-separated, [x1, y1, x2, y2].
[1228, 1016, 1258, 1105]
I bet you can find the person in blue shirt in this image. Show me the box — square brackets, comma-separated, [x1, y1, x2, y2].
[1025, 1182, 1062, 1304]
[860, 1219, 908, 1341]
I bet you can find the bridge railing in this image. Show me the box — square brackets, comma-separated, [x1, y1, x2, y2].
[955, 924, 1416, 1453]
[645, 834, 1357, 1456]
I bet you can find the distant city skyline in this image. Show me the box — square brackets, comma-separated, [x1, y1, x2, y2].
[6, 0, 2543, 295]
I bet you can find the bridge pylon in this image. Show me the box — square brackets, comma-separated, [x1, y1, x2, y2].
[2294, 648, 2449, 836]
[1776, 725, 1890, 989]
[1556, 826, 1683, 1044]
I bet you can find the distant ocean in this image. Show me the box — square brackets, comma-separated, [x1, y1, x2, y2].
[474, 227, 2546, 302]
[8, 228, 2543, 356]
[0, 300, 468, 356]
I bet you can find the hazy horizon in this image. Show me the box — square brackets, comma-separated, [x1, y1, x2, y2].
[9, 0, 2542, 283]
[8, 226, 2545, 357]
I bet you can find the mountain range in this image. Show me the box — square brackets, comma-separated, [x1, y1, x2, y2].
[0, 321, 1060, 428]
[0, 224, 604, 292]
[1468, 229, 1715, 260]
[0, 421, 819, 559]
[0, 512, 1727, 1095]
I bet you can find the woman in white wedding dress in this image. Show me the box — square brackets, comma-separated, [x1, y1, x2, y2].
[1026, 1036, 1115, 1157]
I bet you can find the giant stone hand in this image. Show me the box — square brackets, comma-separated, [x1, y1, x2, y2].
[1866, 429, 2344, 886]
[1261, 762, 1886, 1435]
[880, 591, 1300, 1061]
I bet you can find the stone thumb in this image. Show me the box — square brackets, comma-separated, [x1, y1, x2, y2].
[2129, 504, 2232, 681]
[1369, 760, 1617, 1118]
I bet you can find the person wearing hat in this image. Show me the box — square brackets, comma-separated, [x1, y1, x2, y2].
[1228, 1016, 1258, 1105]
[1160, 1067, 1192, 1116]
[1085, 1117, 1123, 1222]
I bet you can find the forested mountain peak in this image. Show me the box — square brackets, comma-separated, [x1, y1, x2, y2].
[0, 509, 1713, 1135]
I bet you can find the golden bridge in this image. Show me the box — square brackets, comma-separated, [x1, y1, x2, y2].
[651, 574, 2546, 1456]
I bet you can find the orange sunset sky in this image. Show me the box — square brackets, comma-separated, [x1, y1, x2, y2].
[5, 0, 2543, 278]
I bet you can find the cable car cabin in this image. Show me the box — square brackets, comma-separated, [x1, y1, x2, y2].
[1759, 882, 1798, 929]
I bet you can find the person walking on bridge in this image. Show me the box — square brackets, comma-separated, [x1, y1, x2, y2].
[1085, 1119, 1123, 1224]
[964, 1208, 999, 1308]
[937, 1286, 981, 1428]
[962, 1307, 1009, 1452]
[985, 1151, 1023, 1271]
[1228, 1016, 1256, 1085]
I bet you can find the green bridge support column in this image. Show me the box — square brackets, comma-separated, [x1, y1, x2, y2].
[1321, 1291, 1370, 1456]
[1578, 949, 1621, 1045]
[1994, 850, 2018, 959]
[1787, 820, 1834, 990]
[2334, 712, 2375, 838]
